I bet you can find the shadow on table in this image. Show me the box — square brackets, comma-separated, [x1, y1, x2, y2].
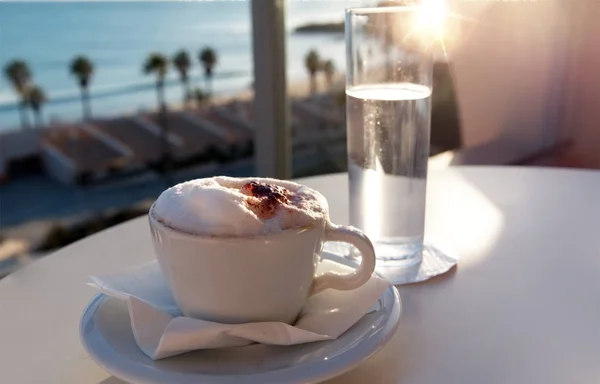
[97, 377, 126, 384]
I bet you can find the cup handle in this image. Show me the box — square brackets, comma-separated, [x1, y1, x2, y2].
[309, 224, 376, 296]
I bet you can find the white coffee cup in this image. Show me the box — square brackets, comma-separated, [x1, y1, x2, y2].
[148, 208, 376, 324]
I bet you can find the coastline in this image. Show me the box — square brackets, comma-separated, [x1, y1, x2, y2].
[0, 68, 346, 132]
[0, 0, 364, 130]
[0, 72, 344, 133]
[0, 70, 250, 112]
[154, 72, 345, 121]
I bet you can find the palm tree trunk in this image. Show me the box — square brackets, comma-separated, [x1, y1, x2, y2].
[84, 87, 92, 120]
[204, 76, 211, 98]
[157, 82, 170, 183]
[183, 79, 191, 108]
[80, 88, 87, 121]
[186, 78, 192, 107]
[310, 74, 317, 95]
[19, 101, 30, 130]
[157, 81, 165, 110]
[34, 108, 43, 128]
[205, 68, 214, 97]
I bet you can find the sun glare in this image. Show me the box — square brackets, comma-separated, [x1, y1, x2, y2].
[416, 0, 449, 38]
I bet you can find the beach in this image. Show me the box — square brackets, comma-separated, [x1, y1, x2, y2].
[0, 0, 371, 131]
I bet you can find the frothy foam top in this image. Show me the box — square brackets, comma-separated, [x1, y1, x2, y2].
[151, 177, 328, 237]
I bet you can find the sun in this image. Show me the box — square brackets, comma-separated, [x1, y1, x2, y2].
[415, 0, 449, 38]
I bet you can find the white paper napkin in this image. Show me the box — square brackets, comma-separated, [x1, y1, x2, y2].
[324, 243, 459, 285]
[88, 257, 390, 360]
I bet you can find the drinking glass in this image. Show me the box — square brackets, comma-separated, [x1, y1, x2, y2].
[345, 6, 434, 281]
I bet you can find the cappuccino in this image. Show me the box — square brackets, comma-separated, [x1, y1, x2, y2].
[151, 177, 328, 237]
[149, 176, 376, 323]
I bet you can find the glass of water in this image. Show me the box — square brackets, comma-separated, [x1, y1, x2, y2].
[345, 6, 434, 281]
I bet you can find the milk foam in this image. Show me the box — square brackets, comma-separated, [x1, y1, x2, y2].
[151, 177, 328, 237]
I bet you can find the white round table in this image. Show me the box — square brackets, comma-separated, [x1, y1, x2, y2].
[1, 167, 600, 384]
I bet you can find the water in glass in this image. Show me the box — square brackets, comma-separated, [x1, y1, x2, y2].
[346, 82, 431, 268]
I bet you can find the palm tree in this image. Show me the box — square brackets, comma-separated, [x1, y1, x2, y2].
[173, 49, 192, 107]
[304, 49, 320, 95]
[321, 60, 335, 89]
[3, 60, 32, 129]
[69, 55, 94, 120]
[143, 53, 169, 110]
[28, 85, 47, 128]
[143, 53, 170, 176]
[198, 47, 217, 96]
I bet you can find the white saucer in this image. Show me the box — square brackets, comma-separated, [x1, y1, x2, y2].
[80, 255, 401, 384]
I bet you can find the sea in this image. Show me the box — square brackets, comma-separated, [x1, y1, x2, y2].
[0, 0, 373, 132]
